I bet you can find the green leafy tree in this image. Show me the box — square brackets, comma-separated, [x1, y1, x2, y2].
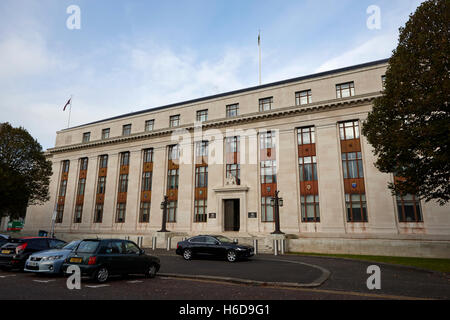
[362, 0, 449, 205]
[0, 122, 52, 219]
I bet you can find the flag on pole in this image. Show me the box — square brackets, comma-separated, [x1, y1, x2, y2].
[63, 98, 71, 111]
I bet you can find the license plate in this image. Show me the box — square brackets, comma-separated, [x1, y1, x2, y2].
[1, 250, 11, 254]
[70, 257, 82, 263]
[28, 262, 38, 267]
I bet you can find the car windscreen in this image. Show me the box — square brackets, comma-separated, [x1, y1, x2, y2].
[214, 236, 233, 244]
[63, 241, 80, 250]
[75, 241, 99, 253]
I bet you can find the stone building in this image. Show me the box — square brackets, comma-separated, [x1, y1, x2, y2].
[23, 59, 450, 257]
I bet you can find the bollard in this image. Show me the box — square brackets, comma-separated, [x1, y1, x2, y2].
[253, 239, 258, 256]
[152, 236, 156, 250]
[273, 239, 278, 256]
[280, 239, 285, 255]
[167, 237, 171, 251]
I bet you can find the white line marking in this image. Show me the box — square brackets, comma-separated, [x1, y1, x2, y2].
[0, 275, 16, 278]
[32, 279, 55, 283]
[85, 284, 110, 288]
[127, 280, 143, 283]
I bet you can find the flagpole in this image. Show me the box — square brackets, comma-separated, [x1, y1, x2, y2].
[67, 95, 72, 128]
[258, 30, 261, 86]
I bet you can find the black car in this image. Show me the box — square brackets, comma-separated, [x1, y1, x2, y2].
[0, 235, 10, 248]
[62, 239, 160, 283]
[0, 237, 66, 270]
[176, 235, 254, 262]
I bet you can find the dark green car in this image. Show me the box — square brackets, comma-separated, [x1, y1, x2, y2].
[62, 239, 160, 283]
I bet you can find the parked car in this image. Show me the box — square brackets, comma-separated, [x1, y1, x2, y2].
[0, 235, 11, 247]
[0, 237, 66, 270]
[24, 240, 82, 274]
[62, 239, 160, 283]
[176, 235, 254, 262]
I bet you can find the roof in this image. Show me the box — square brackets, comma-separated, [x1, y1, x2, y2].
[62, 58, 389, 131]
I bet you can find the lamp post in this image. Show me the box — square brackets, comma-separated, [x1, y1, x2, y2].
[270, 190, 284, 235]
[159, 195, 170, 232]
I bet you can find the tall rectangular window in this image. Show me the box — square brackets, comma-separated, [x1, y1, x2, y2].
[196, 109, 208, 122]
[196, 141, 208, 157]
[74, 205, 83, 224]
[261, 197, 274, 222]
[82, 132, 90, 143]
[259, 97, 273, 112]
[62, 160, 70, 173]
[226, 136, 240, 185]
[195, 166, 208, 188]
[260, 131, 277, 223]
[167, 145, 179, 222]
[120, 152, 130, 166]
[55, 204, 64, 224]
[80, 157, 88, 171]
[122, 124, 131, 136]
[75, 157, 88, 224]
[145, 120, 154, 132]
[142, 172, 152, 191]
[59, 180, 67, 197]
[194, 200, 207, 222]
[296, 90, 312, 105]
[140, 148, 153, 223]
[396, 194, 423, 222]
[336, 82, 355, 98]
[116, 203, 126, 223]
[97, 176, 106, 194]
[94, 204, 103, 223]
[99, 155, 108, 168]
[118, 174, 128, 193]
[226, 104, 239, 117]
[56, 160, 70, 224]
[143, 148, 153, 163]
[170, 115, 180, 128]
[77, 178, 86, 196]
[167, 169, 179, 189]
[102, 128, 110, 140]
[140, 202, 151, 223]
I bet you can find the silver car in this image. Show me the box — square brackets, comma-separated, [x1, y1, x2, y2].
[24, 240, 81, 274]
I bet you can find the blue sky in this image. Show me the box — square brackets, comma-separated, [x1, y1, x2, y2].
[0, 0, 424, 150]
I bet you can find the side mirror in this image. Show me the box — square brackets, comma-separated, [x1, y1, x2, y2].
[233, 239, 238, 244]
[140, 249, 145, 255]
[215, 241, 220, 245]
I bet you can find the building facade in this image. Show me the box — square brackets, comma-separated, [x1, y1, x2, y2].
[23, 59, 450, 257]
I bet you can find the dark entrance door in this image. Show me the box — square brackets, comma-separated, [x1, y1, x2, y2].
[224, 199, 240, 231]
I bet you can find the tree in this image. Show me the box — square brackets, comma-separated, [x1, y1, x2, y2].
[362, 0, 449, 205]
[0, 122, 52, 219]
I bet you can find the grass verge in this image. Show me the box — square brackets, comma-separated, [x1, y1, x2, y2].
[288, 252, 450, 273]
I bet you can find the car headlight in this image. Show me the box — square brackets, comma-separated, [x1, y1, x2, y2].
[42, 255, 63, 261]
[236, 247, 246, 251]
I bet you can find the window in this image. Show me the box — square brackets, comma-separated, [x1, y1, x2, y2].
[167, 169, 179, 189]
[74, 205, 83, 223]
[195, 166, 208, 188]
[345, 194, 367, 222]
[299, 156, 317, 181]
[339, 121, 360, 141]
[116, 203, 126, 223]
[62, 160, 70, 173]
[102, 128, 110, 140]
[196, 141, 208, 157]
[55, 204, 64, 223]
[260, 160, 277, 184]
[381, 75, 386, 89]
[139, 202, 150, 223]
[296, 90, 312, 105]
[260, 131, 276, 150]
[168, 145, 180, 160]
[298, 127, 315, 145]
[342, 152, 364, 179]
[196, 109, 208, 122]
[261, 197, 274, 222]
[226, 136, 240, 153]
[170, 115, 180, 127]
[226, 164, 240, 185]
[125, 241, 140, 254]
[77, 178, 86, 196]
[59, 180, 67, 197]
[80, 158, 88, 170]
[194, 199, 207, 222]
[259, 97, 273, 112]
[145, 120, 154, 132]
[301, 195, 320, 223]
[141, 172, 152, 191]
[336, 82, 355, 98]
[82, 132, 90, 143]
[397, 194, 423, 222]
[167, 201, 177, 222]
[94, 204, 103, 223]
[99, 155, 108, 168]
[120, 152, 130, 166]
[122, 124, 131, 136]
[118, 174, 128, 193]
[97, 176, 106, 194]
[226, 104, 239, 117]
[143, 149, 153, 163]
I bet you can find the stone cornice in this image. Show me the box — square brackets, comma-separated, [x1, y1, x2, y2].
[47, 92, 381, 154]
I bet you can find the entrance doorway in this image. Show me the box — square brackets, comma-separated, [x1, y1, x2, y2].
[224, 199, 240, 232]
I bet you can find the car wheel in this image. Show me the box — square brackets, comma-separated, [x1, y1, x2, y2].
[145, 264, 158, 278]
[183, 248, 193, 260]
[227, 250, 237, 263]
[95, 267, 109, 283]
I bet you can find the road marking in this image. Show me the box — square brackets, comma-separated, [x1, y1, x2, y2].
[127, 280, 143, 283]
[0, 275, 16, 278]
[85, 284, 110, 288]
[33, 280, 56, 283]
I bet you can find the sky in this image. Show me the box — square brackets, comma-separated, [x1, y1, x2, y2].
[0, 0, 425, 150]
